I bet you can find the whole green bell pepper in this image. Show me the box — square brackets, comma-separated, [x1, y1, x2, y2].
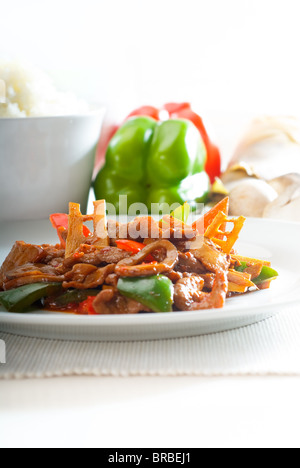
[117, 275, 174, 313]
[94, 116, 210, 214]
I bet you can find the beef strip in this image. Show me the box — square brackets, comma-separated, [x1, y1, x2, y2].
[93, 288, 151, 315]
[191, 238, 230, 274]
[4, 274, 65, 290]
[41, 245, 65, 266]
[175, 252, 206, 274]
[160, 216, 197, 242]
[174, 271, 228, 311]
[105, 273, 119, 287]
[62, 264, 116, 289]
[108, 216, 197, 243]
[174, 272, 215, 290]
[109, 217, 161, 242]
[56, 245, 131, 273]
[199, 273, 215, 290]
[116, 240, 178, 277]
[174, 276, 205, 310]
[0, 241, 47, 290]
[166, 270, 183, 283]
[95, 247, 131, 264]
[4, 263, 59, 279]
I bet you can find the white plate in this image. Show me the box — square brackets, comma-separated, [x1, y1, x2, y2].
[0, 218, 299, 341]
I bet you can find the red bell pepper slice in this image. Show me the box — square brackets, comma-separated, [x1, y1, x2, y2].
[50, 214, 91, 237]
[203, 142, 221, 185]
[116, 239, 155, 262]
[115, 239, 147, 254]
[50, 213, 91, 248]
[163, 102, 190, 114]
[126, 106, 160, 121]
[50, 213, 69, 231]
[78, 296, 97, 315]
[50, 214, 68, 248]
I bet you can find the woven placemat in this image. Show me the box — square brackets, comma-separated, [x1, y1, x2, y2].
[1, 306, 300, 379]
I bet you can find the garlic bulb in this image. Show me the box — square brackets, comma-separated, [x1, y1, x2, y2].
[229, 179, 278, 218]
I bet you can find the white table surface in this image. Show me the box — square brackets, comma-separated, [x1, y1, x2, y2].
[0, 375, 299, 448]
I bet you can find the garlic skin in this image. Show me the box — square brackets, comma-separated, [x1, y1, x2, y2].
[229, 116, 300, 180]
[263, 196, 300, 222]
[268, 173, 300, 196]
[221, 164, 258, 192]
[263, 174, 300, 222]
[229, 179, 278, 218]
[222, 116, 300, 221]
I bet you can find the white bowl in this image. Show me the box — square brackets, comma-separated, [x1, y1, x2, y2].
[0, 108, 105, 222]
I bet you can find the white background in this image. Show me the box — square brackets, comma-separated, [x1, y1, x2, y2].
[2, 0, 300, 118]
[1, 376, 300, 448]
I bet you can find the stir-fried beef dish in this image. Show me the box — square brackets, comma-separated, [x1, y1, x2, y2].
[0, 198, 278, 315]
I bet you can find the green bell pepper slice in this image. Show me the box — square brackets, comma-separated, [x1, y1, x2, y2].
[235, 261, 248, 273]
[0, 283, 63, 312]
[235, 263, 279, 285]
[94, 117, 210, 214]
[252, 266, 279, 285]
[53, 289, 100, 306]
[117, 275, 174, 313]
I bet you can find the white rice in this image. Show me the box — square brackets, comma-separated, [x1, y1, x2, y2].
[0, 61, 89, 118]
